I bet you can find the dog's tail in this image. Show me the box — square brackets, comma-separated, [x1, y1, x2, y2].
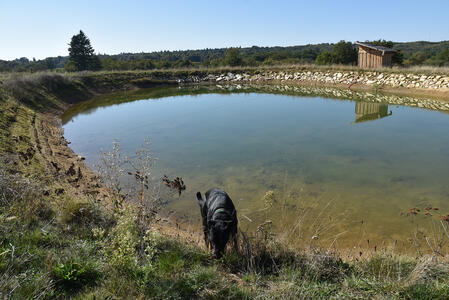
[196, 192, 205, 207]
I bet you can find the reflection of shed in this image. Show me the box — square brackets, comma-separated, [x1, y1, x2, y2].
[354, 102, 392, 123]
[356, 42, 396, 68]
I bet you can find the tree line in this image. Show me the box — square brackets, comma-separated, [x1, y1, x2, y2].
[1, 31, 448, 72]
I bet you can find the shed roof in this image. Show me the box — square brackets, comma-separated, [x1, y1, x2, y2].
[355, 42, 397, 55]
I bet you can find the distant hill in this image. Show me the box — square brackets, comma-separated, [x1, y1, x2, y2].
[1, 40, 448, 72]
[393, 41, 449, 57]
[106, 43, 334, 63]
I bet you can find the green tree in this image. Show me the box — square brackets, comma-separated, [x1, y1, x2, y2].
[332, 40, 357, 65]
[64, 60, 77, 72]
[369, 39, 403, 65]
[315, 51, 334, 65]
[426, 49, 449, 66]
[404, 51, 427, 66]
[100, 57, 117, 70]
[89, 55, 102, 71]
[174, 59, 193, 68]
[67, 30, 99, 71]
[370, 39, 394, 48]
[223, 48, 243, 66]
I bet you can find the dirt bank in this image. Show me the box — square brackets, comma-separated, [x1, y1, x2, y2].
[0, 73, 176, 206]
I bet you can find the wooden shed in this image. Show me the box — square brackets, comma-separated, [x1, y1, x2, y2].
[356, 42, 396, 68]
[354, 102, 392, 123]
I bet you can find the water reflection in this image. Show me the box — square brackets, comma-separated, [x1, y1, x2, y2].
[62, 85, 409, 125]
[354, 102, 392, 123]
[62, 86, 449, 251]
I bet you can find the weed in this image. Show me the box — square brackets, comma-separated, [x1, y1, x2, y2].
[0, 164, 53, 225]
[2, 72, 81, 110]
[124, 139, 163, 233]
[407, 255, 449, 284]
[356, 253, 416, 282]
[58, 194, 114, 237]
[96, 139, 125, 209]
[53, 259, 100, 294]
[401, 282, 449, 300]
[101, 207, 139, 270]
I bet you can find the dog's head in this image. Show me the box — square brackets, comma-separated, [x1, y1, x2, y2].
[208, 219, 233, 258]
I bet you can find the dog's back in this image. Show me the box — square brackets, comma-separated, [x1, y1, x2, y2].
[205, 188, 236, 222]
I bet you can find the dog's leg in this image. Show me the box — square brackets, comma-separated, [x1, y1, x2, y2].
[233, 234, 238, 251]
[204, 231, 209, 249]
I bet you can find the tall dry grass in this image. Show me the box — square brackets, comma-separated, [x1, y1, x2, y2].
[1, 63, 449, 83]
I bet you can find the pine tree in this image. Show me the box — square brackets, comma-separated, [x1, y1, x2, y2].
[68, 30, 97, 71]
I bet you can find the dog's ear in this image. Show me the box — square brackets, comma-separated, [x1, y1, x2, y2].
[196, 192, 205, 207]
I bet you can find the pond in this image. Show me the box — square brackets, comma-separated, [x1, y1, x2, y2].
[62, 85, 449, 252]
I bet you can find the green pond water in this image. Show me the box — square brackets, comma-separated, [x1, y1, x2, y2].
[62, 86, 449, 251]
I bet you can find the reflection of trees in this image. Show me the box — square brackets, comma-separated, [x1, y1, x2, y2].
[63, 85, 403, 125]
[354, 102, 392, 123]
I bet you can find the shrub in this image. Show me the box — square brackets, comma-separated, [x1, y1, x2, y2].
[53, 259, 100, 293]
[3, 73, 87, 110]
[316, 51, 335, 65]
[315, 41, 357, 65]
[356, 253, 416, 282]
[401, 282, 449, 300]
[404, 51, 428, 66]
[102, 207, 139, 270]
[223, 48, 243, 66]
[407, 256, 449, 284]
[300, 252, 351, 283]
[59, 195, 114, 236]
[0, 164, 53, 224]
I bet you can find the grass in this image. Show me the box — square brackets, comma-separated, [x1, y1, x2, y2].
[60, 63, 449, 75]
[1, 62, 449, 85]
[1, 68, 449, 299]
[2, 160, 448, 299]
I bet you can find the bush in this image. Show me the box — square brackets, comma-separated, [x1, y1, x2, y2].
[53, 259, 100, 293]
[401, 282, 449, 300]
[315, 40, 357, 65]
[0, 165, 53, 224]
[425, 49, 449, 66]
[301, 252, 352, 283]
[3, 73, 84, 110]
[332, 40, 357, 65]
[404, 51, 428, 66]
[356, 253, 416, 282]
[59, 195, 114, 236]
[223, 48, 243, 66]
[315, 51, 334, 65]
[102, 207, 139, 270]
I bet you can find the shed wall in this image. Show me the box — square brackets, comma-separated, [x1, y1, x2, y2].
[382, 54, 393, 67]
[358, 46, 392, 68]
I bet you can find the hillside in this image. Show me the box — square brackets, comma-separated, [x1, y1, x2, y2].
[394, 41, 449, 57]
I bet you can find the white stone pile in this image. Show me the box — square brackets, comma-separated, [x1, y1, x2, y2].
[193, 71, 449, 90]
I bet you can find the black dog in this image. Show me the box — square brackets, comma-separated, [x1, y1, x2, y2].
[196, 188, 238, 258]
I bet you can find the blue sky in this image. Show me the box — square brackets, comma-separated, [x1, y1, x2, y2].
[1, 0, 448, 60]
